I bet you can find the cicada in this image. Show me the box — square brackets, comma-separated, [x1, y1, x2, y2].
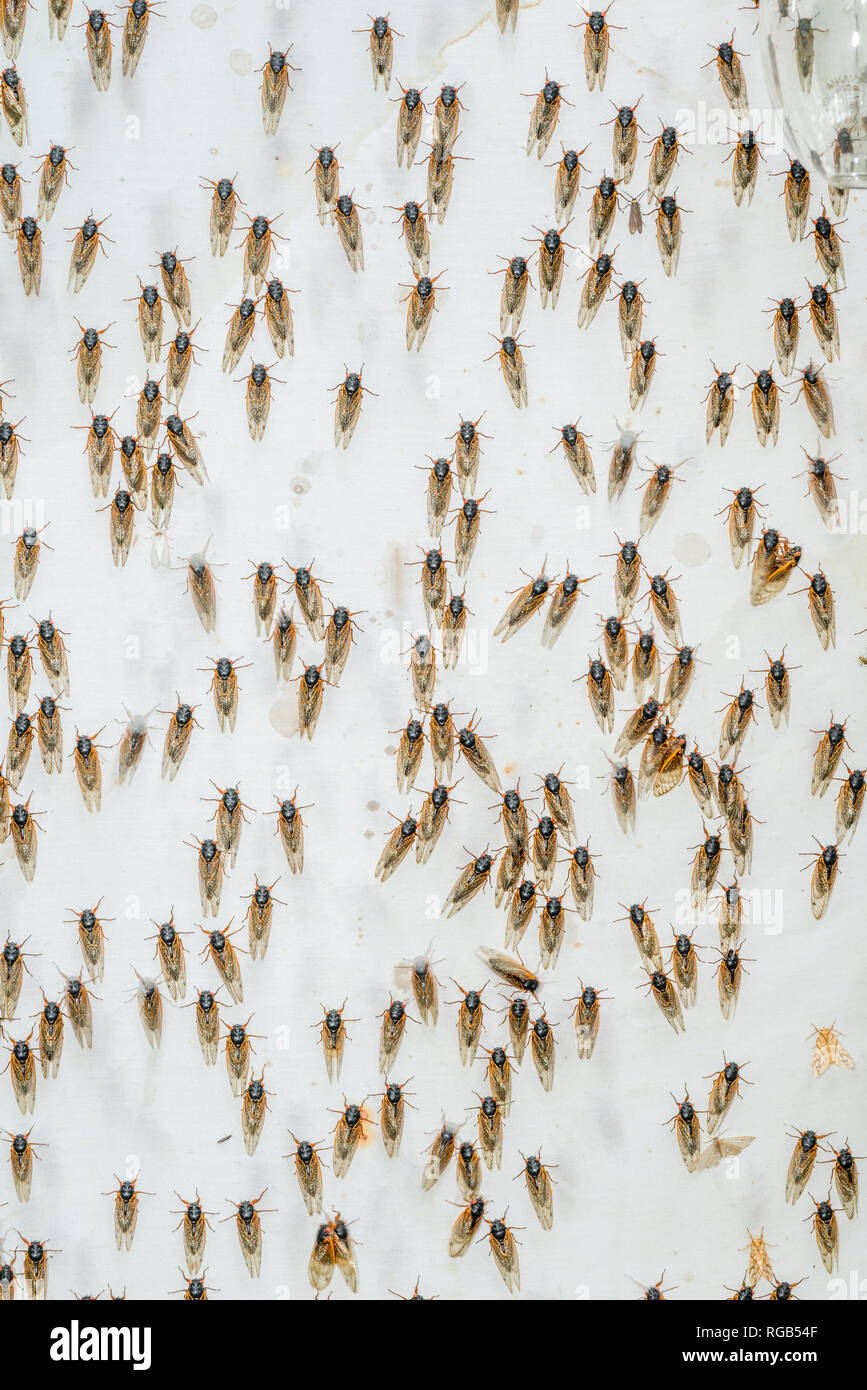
[487, 333, 528, 409]
[132, 969, 163, 1048]
[309, 145, 340, 225]
[656, 193, 684, 276]
[432, 83, 463, 161]
[552, 145, 586, 221]
[273, 791, 308, 874]
[160, 699, 198, 782]
[777, 155, 810, 241]
[0, 63, 27, 146]
[715, 942, 749, 1020]
[450, 1195, 487, 1258]
[578, 6, 619, 91]
[334, 192, 365, 272]
[83, 9, 113, 91]
[809, 206, 845, 290]
[68, 901, 109, 984]
[164, 321, 202, 404]
[403, 269, 444, 351]
[578, 249, 614, 329]
[640, 968, 684, 1034]
[750, 528, 800, 606]
[585, 174, 622, 261]
[835, 766, 865, 845]
[362, 14, 398, 88]
[568, 844, 595, 921]
[288, 1134, 325, 1215]
[800, 449, 841, 529]
[520, 1152, 555, 1230]
[766, 297, 799, 376]
[67, 212, 112, 294]
[9, 797, 41, 882]
[494, 564, 551, 642]
[7, 634, 32, 715]
[164, 413, 205, 482]
[396, 84, 427, 166]
[200, 923, 244, 1001]
[718, 682, 758, 761]
[532, 225, 568, 312]
[482, 1215, 521, 1294]
[706, 1057, 749, 1136]
[318, 1001, 353, 1084]
[223, 1192, 273, 1278]
[542, 569, 591, 648]
[667, 1090, 701, 1173]
[36, 143, 74, 223]
[332, 367, 371, 450]
[795, 361, 835, 438]
[705, 365, 737, 447]
[553, 420, 595, 494]
[667, 930, 699, 1009]
[156, 248, 192, 328]
[450, 412, 488, 493]
[379, 1080, 410, 1158]
[261, 276, 295, 358]
[6, 1127, 44, 1202]
[584, 654, 614, 733]
[34, 994, 63, 1079]
[495, 0, 517, 31]
[503, 877, 534, 950]
[206, 782, 251, 868]
[806, 281, 840, 363]
[526, 76, 565, 159]
[456, 715, 501, 793]
[172, 1192, 213, 1276]
[570, 982, 608, 1060]
[392, 198, 429, 277]
[799, 568, 836, 650]
[190, 987, 221, 1065]
[804, 839, 840, 920]
[614, 279, 645, 364]
[17, 1234, 56, 1300]
[331, 1101, 371, 1180]
[188, 838, 223, 919]
[260, 46, 297, 136]
[629, 339, 658, 410]
[0, 161, 22, 235]
[704, 35, 749, 117]
[691, 826, 723, 910]
[272, 607, 297, 681]
[421, 1117, 459, 1190]
[131, 281, 163, 362]
[606, 755, 636, 833]
[607, 98, 643, 183]
[647, 123, 686, 201]
[807, 1195, 838, 1273]
[606, 426, 639, 503]
[786, 1128, 828, 1205]
[244, 878, 282, 962]
[122, 0, 158, 78]
[378, 997, 410, 1074]
[150, 915, 186, 1000]
[473, 1094, 503, 1171]
[727, 127, 763, 206]
[16, 215, 41, 296]
[825, 1142, 859, 1221]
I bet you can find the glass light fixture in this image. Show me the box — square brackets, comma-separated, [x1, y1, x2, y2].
[759, 0, 867, 187]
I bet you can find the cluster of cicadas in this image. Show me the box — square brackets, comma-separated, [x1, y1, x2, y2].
[2, 2, 160, 302]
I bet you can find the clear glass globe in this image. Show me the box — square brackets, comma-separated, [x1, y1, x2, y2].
[759, 0, 867, 186]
